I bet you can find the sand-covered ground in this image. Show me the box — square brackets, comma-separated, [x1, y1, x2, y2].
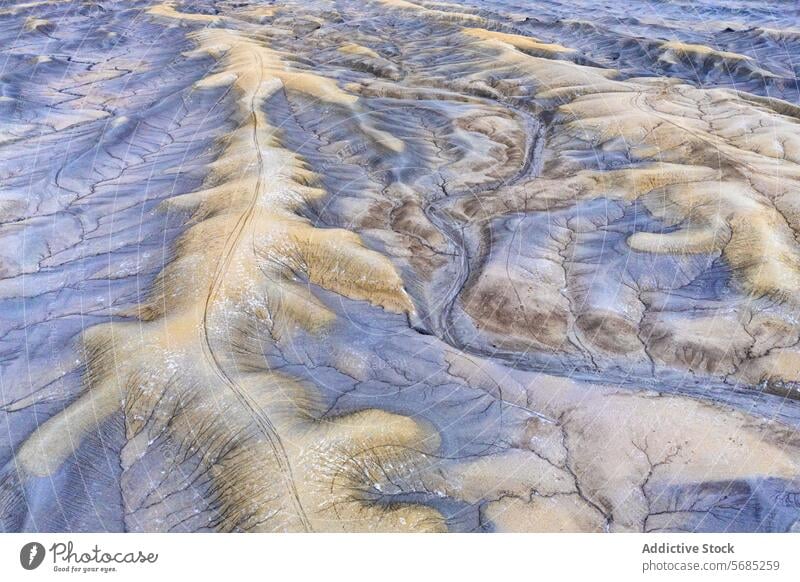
[2, 0, 800, 532]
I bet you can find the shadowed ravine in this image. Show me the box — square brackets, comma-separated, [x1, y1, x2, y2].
[1, 0, 800, 532]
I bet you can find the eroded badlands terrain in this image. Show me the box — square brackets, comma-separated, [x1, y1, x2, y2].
[2, 0, 800, 532]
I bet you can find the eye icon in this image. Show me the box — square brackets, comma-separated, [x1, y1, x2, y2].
[20, 542, 45, 570]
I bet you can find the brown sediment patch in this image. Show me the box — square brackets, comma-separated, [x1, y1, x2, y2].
[641, 312, 753, 376]
[461, 263, 573, 353]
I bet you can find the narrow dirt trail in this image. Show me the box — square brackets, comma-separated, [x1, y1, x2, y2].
[199, 55, 312, 531]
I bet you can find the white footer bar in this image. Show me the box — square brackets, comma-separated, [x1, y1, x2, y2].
[1, 533, 797, 581]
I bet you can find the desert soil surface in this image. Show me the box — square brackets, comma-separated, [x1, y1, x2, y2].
[2, 0, 800, 532]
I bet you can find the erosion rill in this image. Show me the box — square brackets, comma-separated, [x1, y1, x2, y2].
[1, 0, 800, 532]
